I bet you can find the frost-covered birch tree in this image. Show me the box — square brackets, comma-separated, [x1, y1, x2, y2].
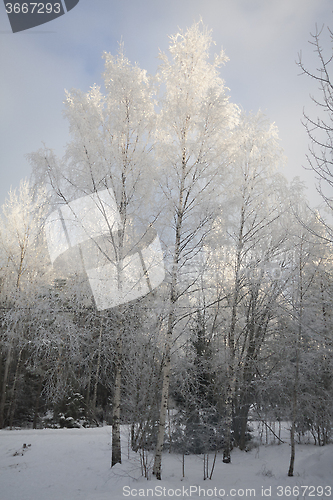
[152, 21, 239, 479]
[206, 112, 287, 462]
[282, 213, 332, 476]
[29, 47, 159, 466]
[298, 25, 333, 239]
[0, 181, 48, 428]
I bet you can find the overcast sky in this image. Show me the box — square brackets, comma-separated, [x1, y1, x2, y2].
[1, 0, 332, 209]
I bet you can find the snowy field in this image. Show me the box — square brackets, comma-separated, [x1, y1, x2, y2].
[0, 425, 332, 500]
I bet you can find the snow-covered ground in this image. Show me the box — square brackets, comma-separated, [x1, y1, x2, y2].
[0, 425, 332, 500]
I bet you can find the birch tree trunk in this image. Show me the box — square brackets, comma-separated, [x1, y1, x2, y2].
[111, 200, 126, 467]
[153, 156, 184, 479]
[288, 239, 303, 477]
[152, 310, 173, 479]
[223, 205, 244, 463]
[0, 344, 12, 429]
[8, 348, 22, 429]
[92, 318, 103, 412]
[33, 375, 44, 429]
[111, 324, 123, 466]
